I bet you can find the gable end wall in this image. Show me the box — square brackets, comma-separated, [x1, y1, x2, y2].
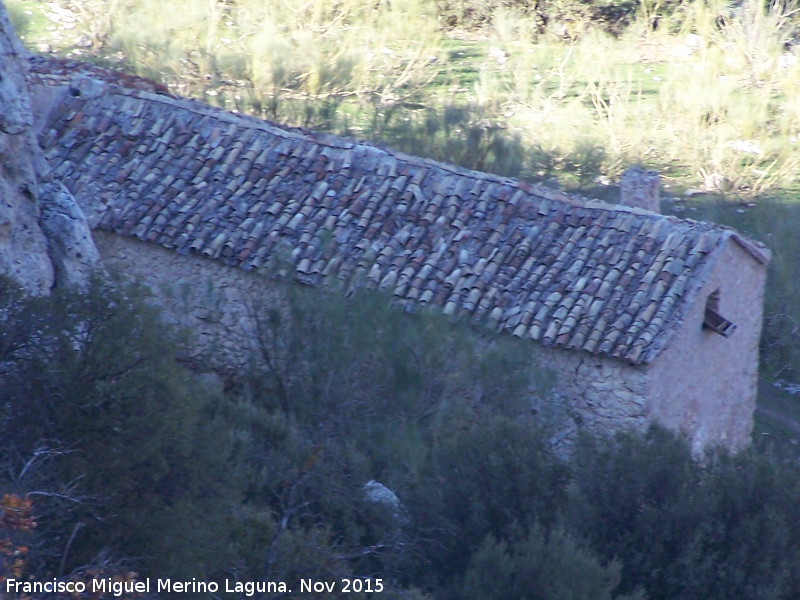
[645, 238, 766, 453]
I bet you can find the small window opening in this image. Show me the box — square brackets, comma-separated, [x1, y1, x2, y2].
[703, 289, 736, 337]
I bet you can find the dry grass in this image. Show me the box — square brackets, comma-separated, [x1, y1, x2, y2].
[476, 0, 800, 192]
[9, 0, 800, 193]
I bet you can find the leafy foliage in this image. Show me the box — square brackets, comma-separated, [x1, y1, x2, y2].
[0, 274, 237, 580]
[455, 526, 646, 600]
[567, 428, 800, 600]
[408, 416, 569, 588]
[235, 283, 542, 588]
[6, 273, 800, 598]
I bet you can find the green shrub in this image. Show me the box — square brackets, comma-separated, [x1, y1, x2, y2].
[435, 0, 642, 35]
[456, 526, 646, 600]
[404, 415, 569, 591]
[7, 270, 800, 598]
[0, 274, 237, 580]
[247, 282, 537, 448]
[435, 0, 535, 30]
[566, 426, 800, 599]
[236, 281, 551, 588]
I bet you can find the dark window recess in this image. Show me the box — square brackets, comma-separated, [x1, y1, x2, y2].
[703, 290, 736, 337]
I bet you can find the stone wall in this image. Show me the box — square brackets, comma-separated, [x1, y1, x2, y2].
[94, 231, 279, 371]
[97, 231, 653, 449]
[528, 343, 649, 448]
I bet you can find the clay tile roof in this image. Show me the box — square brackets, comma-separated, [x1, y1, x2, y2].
[28, 58, 771, 365]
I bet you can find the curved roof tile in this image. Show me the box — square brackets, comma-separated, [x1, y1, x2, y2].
[29, 59, 770, 364]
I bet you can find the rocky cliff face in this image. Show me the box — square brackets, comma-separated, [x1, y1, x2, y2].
[0, 3, 97, 293]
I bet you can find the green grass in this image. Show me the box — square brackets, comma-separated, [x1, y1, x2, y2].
[754, 381, 800, 445]
[5, 0, 51, 41]
[12, 0, 800, 194]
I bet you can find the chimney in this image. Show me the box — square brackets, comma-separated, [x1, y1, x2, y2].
[620, 166, 660, 213]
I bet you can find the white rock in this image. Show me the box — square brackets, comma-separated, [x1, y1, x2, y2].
[38, 182, 100, 288]
[0, 3, 99, 294]
[363, 480, 406, 524]
[0, 4, 54, 294]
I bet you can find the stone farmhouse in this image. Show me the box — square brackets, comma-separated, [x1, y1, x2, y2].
[27, 58, 770, 453]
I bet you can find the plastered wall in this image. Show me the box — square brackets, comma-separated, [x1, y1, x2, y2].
[646, 238, 766, 454]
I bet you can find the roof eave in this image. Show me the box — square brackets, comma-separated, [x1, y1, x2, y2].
[730, 231, 771, 265]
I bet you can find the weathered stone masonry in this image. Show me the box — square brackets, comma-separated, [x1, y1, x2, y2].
[94, 231, 270, 370]
[97, 231, 653, 450]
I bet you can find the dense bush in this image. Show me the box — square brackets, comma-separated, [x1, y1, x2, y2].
[567, 428, 800, 600]
[6, 274, 800, 598]
[235, 283, 543, 588]
[455, 526, 646, 600]
[0, 275, 237, 580]
[435, 0, 644, 35]
[407, 416, 569, 588]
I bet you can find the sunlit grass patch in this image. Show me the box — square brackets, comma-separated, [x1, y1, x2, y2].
[10, 0, 800, 193]
[5, 0, 57, 44]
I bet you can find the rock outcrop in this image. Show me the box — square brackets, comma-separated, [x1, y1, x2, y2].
[38, 181, 100, 287]
[0, 3, 97, 293]
[0, 4, 53, 293]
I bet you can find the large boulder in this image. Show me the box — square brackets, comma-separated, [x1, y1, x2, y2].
[363, 480, 407, 526]
[0, 5, 53, 293]
[39, 181, 100, 288]
[0, 4, 97, 293]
